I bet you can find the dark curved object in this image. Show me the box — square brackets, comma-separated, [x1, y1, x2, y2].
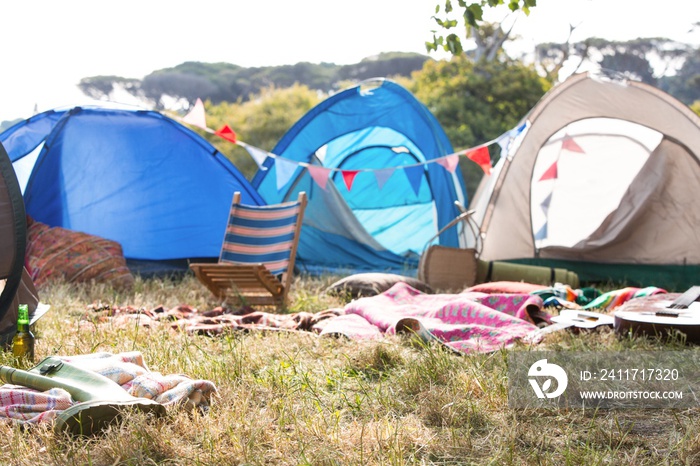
[0, 142, 26, 323]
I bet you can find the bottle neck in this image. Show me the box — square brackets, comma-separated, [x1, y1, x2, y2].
[17, 322, 30, 333]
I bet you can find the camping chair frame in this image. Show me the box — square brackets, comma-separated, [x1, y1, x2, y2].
[417, 202, 481, 292]
[190, 191, 307, 309]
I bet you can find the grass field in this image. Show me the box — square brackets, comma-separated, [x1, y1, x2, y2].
[0, 274, 698, 465]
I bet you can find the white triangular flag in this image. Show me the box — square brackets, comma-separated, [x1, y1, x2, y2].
[182, 98, 208, 130]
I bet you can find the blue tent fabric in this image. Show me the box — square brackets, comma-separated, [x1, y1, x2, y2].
[0, 106, 264, 261]
[253, 79, 467, 275]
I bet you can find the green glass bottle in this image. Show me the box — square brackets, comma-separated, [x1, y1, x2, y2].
[12, 304, 35, 363]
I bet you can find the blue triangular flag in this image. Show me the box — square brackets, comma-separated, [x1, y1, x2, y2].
[534, 223, 548, 241]
[243, 144, 270, 170]
[403, 165, 424, 196]
[374, 168, 395, 190]
[540, 191, 553, 216]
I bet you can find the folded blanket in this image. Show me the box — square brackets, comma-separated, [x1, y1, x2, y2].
[582, 286, 667, 310]
[0, 351, 217, 425]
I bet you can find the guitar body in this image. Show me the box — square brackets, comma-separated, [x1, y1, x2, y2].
[550, 309, 614, 329]
[613, 291, 700, 344]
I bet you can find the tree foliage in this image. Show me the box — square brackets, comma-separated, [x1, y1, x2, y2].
[78, 54, 430, 111]
[427, 0, 536, 55]
[659, 46, 700, 106]
[77, 76, 141, 100]
[536, 37, 689, 83]
[411, 55, 551, 196]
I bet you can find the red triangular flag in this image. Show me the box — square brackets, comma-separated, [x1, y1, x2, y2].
[341, 170, 359, 191]
[465, 146, 492, 175]
[539, 161, 558, 181]
[561, 135, 585, 153]
[215, 124, 237, 143]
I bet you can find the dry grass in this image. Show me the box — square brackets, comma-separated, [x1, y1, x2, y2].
[0, 273, 698, 465]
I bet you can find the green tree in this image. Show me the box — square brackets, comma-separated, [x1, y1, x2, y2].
[427, 0, 536, 55]
[411, 55, 550, 197]
[76, 55, 428, 111]
[659, 46, 700, 105]
[201, 84, 322, 179]
[78, 76, 141, 100]
[535, 37, 693, 85]
[691, 100, 700, 116]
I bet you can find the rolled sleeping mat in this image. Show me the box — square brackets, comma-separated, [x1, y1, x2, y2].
[476, 259, 579, 288]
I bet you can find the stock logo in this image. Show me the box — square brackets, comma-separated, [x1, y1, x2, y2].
[528, 359, 568, 399]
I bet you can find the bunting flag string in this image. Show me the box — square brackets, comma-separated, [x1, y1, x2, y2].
[534, 131, 587, 243]
[171, 99, 541, 192]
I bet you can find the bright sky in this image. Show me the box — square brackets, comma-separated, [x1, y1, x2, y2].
[1, 0, 697, 122]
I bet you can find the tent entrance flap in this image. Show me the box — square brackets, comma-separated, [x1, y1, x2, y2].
[531, 118, 660, 249]
[329, 142, 436, 256]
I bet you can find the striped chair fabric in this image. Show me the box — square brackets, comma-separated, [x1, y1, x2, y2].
[220, 200, 303, 276]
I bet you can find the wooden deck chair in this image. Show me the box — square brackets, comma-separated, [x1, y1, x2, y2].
[189, 192, 307, 309]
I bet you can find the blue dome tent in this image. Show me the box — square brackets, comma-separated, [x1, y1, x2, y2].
[253, 79, 468, 275]
[0, 106, 264, 269]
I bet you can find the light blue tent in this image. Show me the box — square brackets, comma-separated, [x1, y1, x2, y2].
[0, 106, 264, 264]
[253, 79, 467, 275]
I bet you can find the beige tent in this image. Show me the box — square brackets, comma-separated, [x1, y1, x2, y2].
[469, 72, 700, 290]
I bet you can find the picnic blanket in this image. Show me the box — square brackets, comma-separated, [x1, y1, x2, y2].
[82, 284, 543, 354]
[320, 282, 543, 354]
[0, 351, 217, 425]
[83, 303, 343, 335]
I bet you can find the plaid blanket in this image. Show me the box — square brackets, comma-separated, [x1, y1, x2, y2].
[0, 351, 217, 425]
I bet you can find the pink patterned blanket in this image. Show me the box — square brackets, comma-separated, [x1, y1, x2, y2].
[319, 282, 543, 354]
